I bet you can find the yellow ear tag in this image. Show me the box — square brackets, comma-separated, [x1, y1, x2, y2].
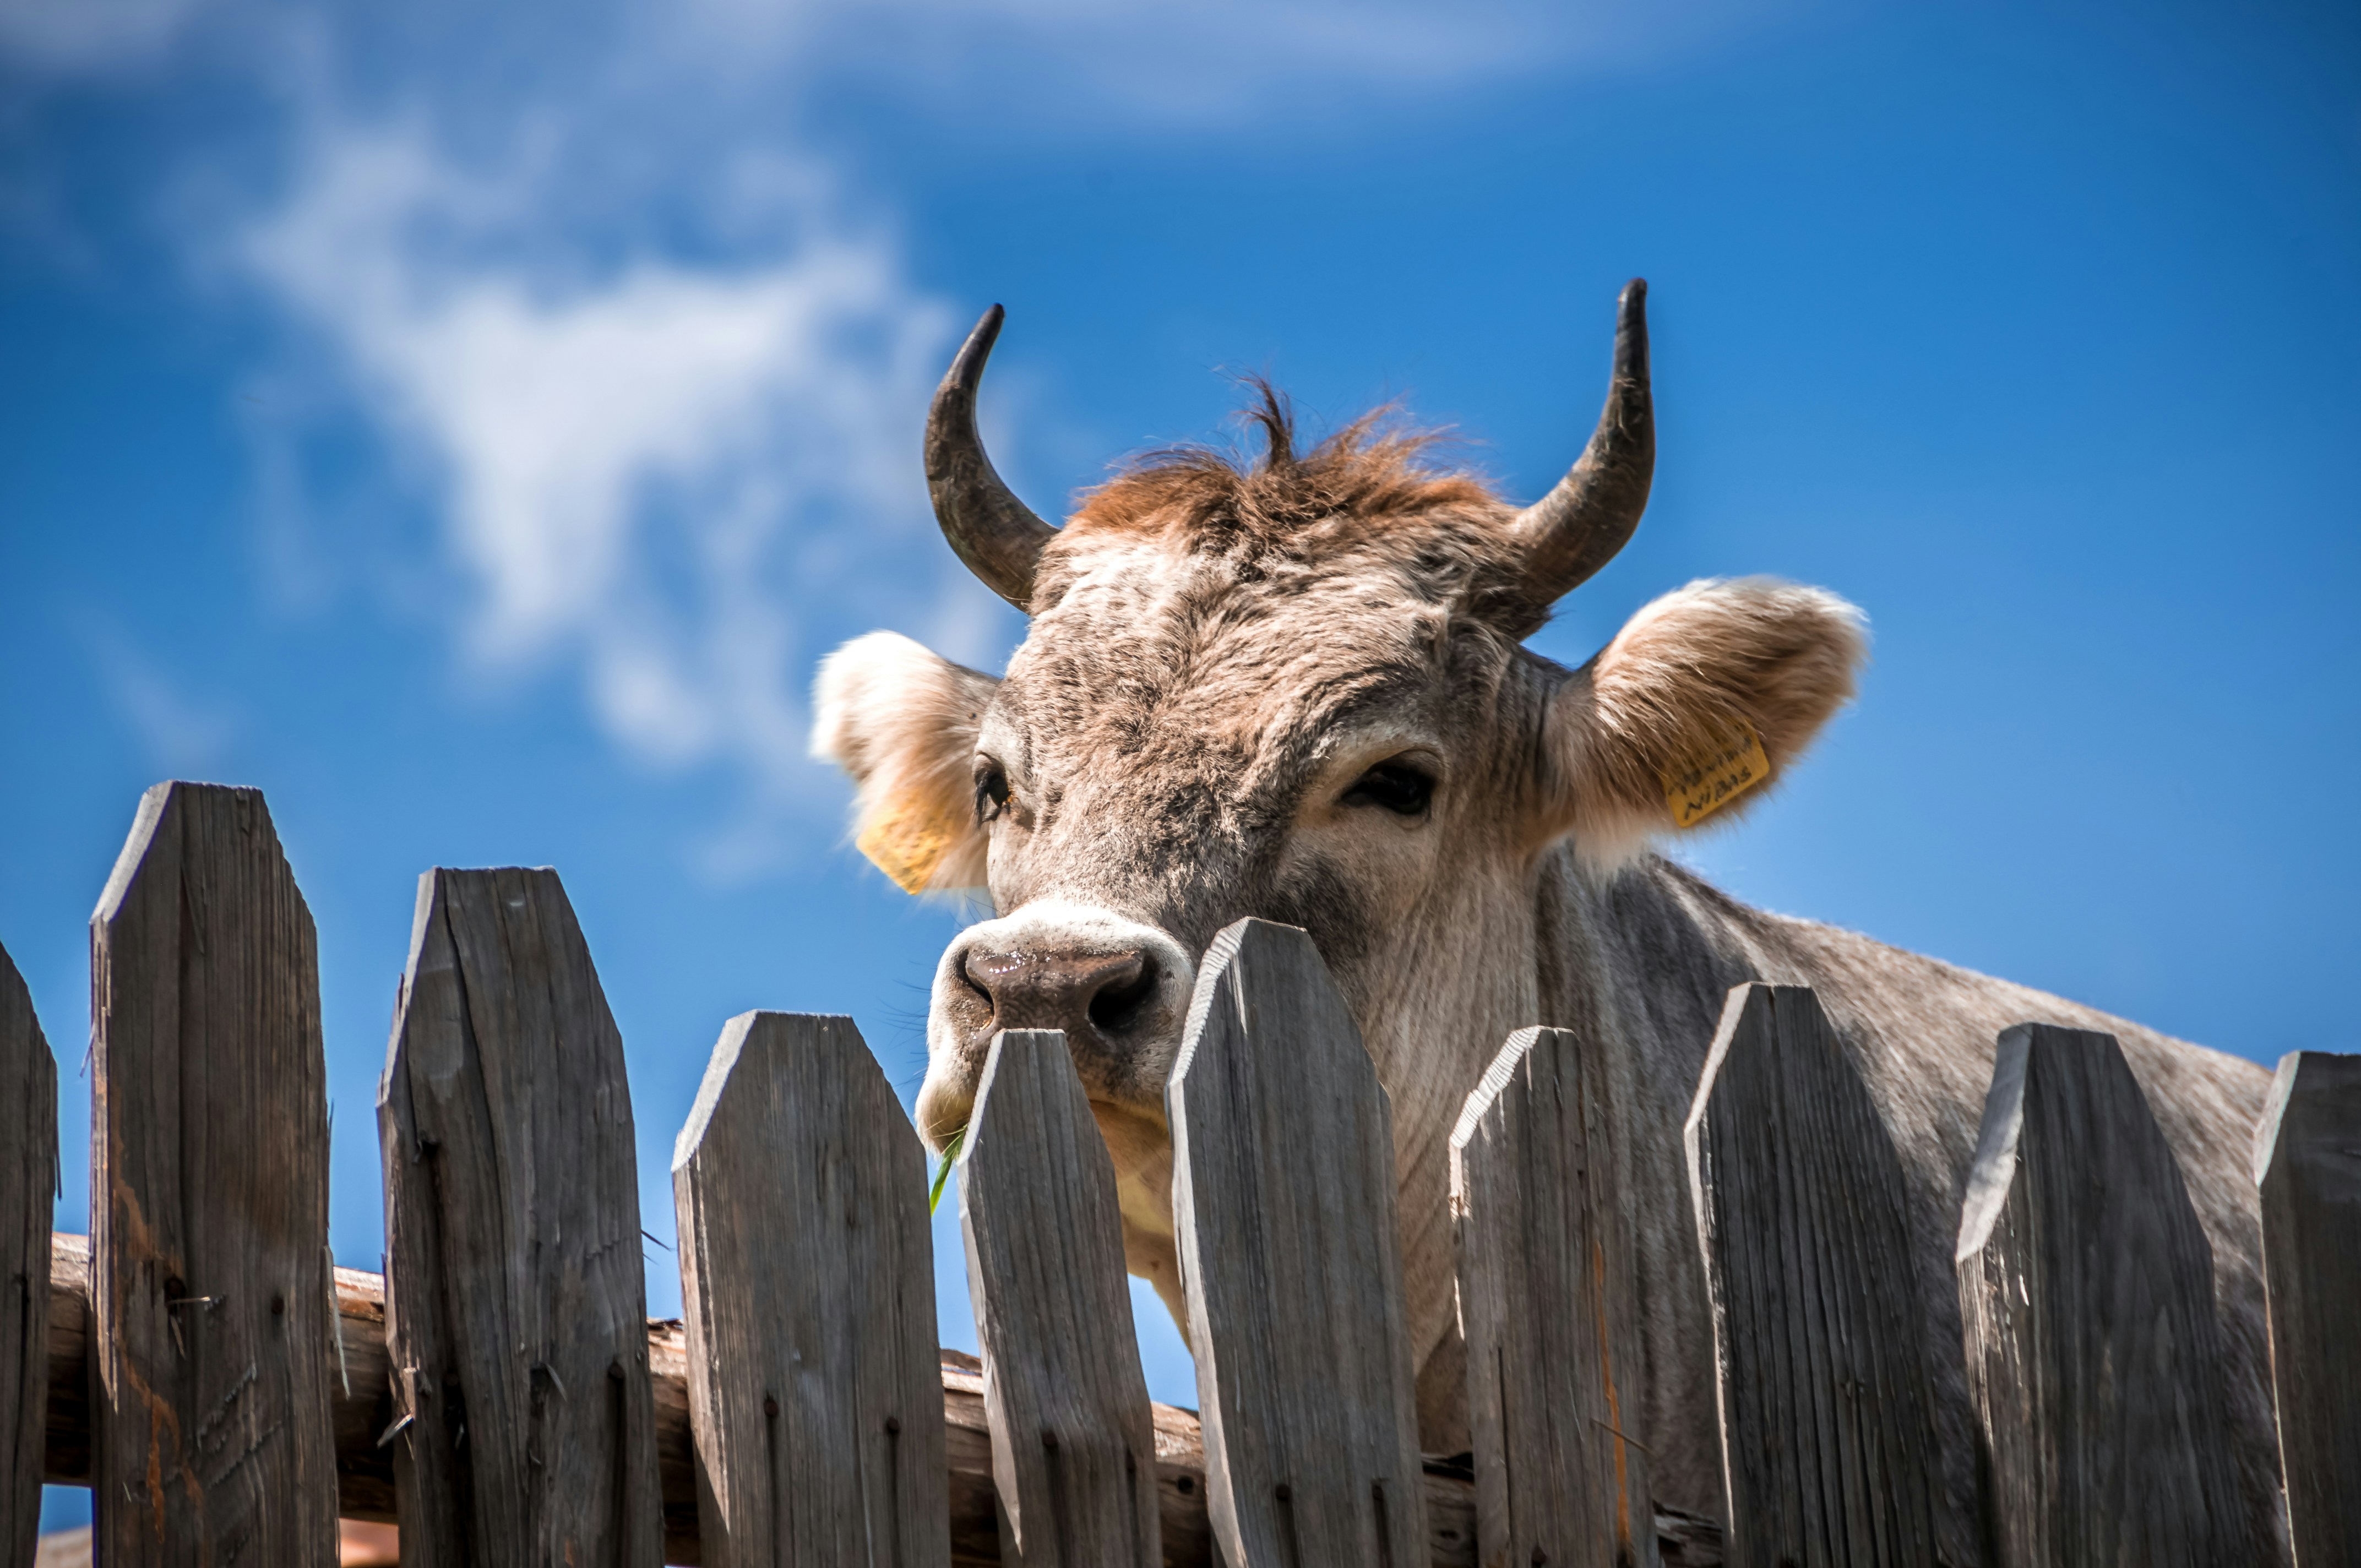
[1662, 720, 1771, 828]
[856, 793, 963, 893]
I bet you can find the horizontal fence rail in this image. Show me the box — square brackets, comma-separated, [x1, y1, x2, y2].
[30, 1233, 1491, 1564]
[12, 778, 2360, 1568]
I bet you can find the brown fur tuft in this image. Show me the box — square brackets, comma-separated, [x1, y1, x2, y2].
[1067, 391, 1503, 549]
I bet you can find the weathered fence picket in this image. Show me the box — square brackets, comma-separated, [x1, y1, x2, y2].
[1955, 1022, 2257, 1566]
[35, 1228, 1310, 1565]
[1, 943, 55, 1568]
[24, 777, 2358, 1568]
[959, 1027, 1162, 1567]
[1683, 982, 1946, 1568]
[671, 1011, 950, 1568]
[1168, 917, 1429, 1568]
[88, 781, 340, 1560]
[2253, 1048, 2361, 1567]
[1451, 1025, 1656, 1568]
[378, 866, 663, 1567]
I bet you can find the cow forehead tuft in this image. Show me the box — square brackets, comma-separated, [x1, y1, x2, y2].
[1064, 396, 1507, 543]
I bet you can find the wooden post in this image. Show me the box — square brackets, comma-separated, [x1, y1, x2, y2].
[1452, 1026, 1656, 1568]
[88, 782, 339, 1560]
[671, 1011, 951, 1568]
[1682, 983, 1945, 1568]
[2254, 1049, 2361, 1566]
[1168, 917, 1428, 1568]
[958, 1028, 1162, 1566]
[1955, 1022, 2256, 1566]
[378, 867, 662, 1567]
[1, 944, 55, 1568]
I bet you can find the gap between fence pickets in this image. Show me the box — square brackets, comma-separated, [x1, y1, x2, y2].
[34, 1232, 1497, 1566]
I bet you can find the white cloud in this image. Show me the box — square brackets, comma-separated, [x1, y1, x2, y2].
[242, 124, 979, 864]
[209, 0, 1783, 878]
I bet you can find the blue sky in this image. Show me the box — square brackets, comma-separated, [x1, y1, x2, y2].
[4, 0, 2356, 1528]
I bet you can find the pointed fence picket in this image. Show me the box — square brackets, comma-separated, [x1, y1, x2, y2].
[9, 781, 2359, 1568]
[1684, 983, 1949, 1568]
[1168, 917, 1430, 1568]
[89, 782, 340, 1564]
[1955, 1023, 2261, 1565]
[1451, 1025, 1656, 1568]
[671, 1011, 949, 1568]
[378, 867, 665, 1567]
[0, 941, 55, 1568]
[958, 1027, 1161, 1567]
[2255, 1049, 2361, 1566]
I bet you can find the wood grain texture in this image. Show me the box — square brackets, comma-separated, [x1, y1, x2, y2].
[1451, 1026, 1656, 1568]
[88, 781, 340, 1561]
[1955, 1022, 2256, 1566]
[671, 1011, 950, 1568]
[1167, 918, 1428, 1568]
[1682, 983, 1945, 1568]
[37, 1232, 1658, 1565]
[959, 1028, 1162, 1566]
[2253, 1049, 2361, 1568]
[0, 944, 55, 1568]
[378, 867, 662, 1567]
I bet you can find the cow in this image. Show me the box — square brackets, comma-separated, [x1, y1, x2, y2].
[811, 285, 2284, 1559]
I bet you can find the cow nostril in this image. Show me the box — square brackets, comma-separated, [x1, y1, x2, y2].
[960, 950, 1001, 1011]
[1087, 953, 1158, 1035]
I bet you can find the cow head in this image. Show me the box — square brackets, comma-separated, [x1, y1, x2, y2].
[813, 285, 1866, 1420]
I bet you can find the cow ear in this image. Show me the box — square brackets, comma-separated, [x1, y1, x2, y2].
[1543, 578, 1867, 866]
[812, 631, 999, 894]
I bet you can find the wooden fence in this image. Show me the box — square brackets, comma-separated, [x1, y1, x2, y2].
[3, 780, 2355, 1566]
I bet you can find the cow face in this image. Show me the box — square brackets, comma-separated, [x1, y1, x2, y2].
[812, 291, 1865, 1329]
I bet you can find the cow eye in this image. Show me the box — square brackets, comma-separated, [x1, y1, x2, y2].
[974, 760, 1012, 823]
[1341, 760, 1434, 816]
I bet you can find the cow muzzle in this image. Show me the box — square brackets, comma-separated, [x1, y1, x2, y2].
[919, 899, 1196, 1148]
[919, 900, 1198, 1321]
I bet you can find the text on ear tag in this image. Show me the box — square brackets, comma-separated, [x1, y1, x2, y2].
[1662, 719, 1770, 828]
[857, 793, 962, 893]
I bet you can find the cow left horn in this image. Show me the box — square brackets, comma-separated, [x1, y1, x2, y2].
[927, 304, 1056, 611]
[1510, 279, 1655, 603]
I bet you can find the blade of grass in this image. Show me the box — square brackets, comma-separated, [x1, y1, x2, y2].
[929, 1124, 967, 1215]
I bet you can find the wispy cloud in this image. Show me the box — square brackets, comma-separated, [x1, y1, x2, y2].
[81, 618, 241, 775]
[666, 0, 1771, 120]
[239, 123, 978, 873]
[13, 0, 1782, 877]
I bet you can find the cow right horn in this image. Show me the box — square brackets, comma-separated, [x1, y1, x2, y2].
[926, 304, 1056, 611]
[1508, 279, 1655, 606]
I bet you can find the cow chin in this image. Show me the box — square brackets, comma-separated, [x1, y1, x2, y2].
[918, 899, 1198, 1330]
